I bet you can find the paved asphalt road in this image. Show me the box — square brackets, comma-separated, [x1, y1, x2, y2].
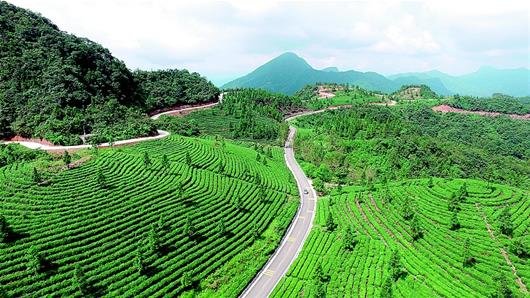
[240, 125, 317, 298]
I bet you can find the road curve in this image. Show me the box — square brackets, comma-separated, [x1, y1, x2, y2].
[2, 100, 220, 152]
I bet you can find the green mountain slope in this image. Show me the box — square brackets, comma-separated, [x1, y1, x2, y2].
[0, 2, 218, 145]
[222, 52, 400, 95]
[389, 67, 530, 97]
[224, 52, 529, 97]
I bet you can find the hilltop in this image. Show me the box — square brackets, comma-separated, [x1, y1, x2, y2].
[392, 85, 439, 100]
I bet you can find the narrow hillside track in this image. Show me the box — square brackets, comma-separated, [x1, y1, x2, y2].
[1, 101, 220, 152]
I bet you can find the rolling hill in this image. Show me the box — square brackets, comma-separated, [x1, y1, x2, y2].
[223, 52, 530, 97]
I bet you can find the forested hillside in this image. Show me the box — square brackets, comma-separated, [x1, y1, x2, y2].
[0, 2, 217, 145]
[134, 69, 219, 112]
[161, 89, 303, 145]
[447, 94, 530, 115]
[293, 104, 530, 191]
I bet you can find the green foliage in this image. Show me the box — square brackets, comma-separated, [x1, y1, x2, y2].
[26, 246, 43, 275]
[96, 168, 106, 188]
[62, 151, 71, 166]
[216, 89, 301, 143]
[216, 219, 226, 236]
[295, 104, 530, 188]
[313, 262, 326, 284]
[0, 135, 297, 296]
[147, 226, 161, 256]
[134, 69, 219, 111]
[32, 167, 41, 183]
[509, 239, 528, 258]
[0, 2, 215, 145]
[342, 226, 358, 251]
[0, 214, 10, 243]
[143, 152, 151, 168]
[273, 179, 529, 297]
[0, 2, 153, 144]
[394, 84, 439, 99]
[73, 265, 89, 295]
[450, 211, 461, 230]
[449, 94, 530, 115]
[401, 199, 413, 221]
[380, 277, 393, 298]
[156, 116, 200, 136]
[462, 238, 474, 267]
[184, 216, 195, 238]
[498, 206, 513, 236]
[180, 272, 193, 289]
[134, 249, 146, 275]
[325, 213, 336, 232]
[161, 154, 169, 170]
[389, 249, 404, 281]
[0, 144, 47, 167]
[410, 214, 423, 240]
[490, 273, 513, 298]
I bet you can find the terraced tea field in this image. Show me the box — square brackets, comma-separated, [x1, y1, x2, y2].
[0, 135, 298, 297]
[272, 178, 529, 297]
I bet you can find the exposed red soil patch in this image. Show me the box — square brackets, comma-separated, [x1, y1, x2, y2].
[433, 105, 530, 120]
[317, 86, 336, 99]
[2, 136, 55, 146]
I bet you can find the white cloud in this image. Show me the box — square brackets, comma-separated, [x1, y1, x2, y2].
[6, 0, 530, 84]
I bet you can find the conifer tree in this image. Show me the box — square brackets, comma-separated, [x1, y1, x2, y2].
[499, 206, 513, 236]
[32, 167, 41, 183]
[97, 168, 106, 188]
[326, 213, 336, 232]
[380, 277, 393, 298]
[143, 152, 151, 168]
[450, 211, 461, 230]
[63, 150, 71, 166]
[73, 264, 89, 295]
[0, 215, 10, 243]
[389, 249, 404, 281]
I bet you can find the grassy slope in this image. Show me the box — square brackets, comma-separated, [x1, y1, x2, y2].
[0, 135, 298, 297]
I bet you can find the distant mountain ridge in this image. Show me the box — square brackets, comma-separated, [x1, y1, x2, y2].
[223, 52, 530, 97]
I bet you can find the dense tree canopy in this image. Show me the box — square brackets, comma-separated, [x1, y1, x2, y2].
[0, 2, 217, 145]
[295, 104, 530, 188]
[134, 69, 219, 112]
[448, 94, 530, 115]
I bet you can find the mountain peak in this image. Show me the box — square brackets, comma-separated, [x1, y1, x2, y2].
[266, 52, 312, 69]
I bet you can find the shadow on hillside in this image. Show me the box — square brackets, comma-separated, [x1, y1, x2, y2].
[41, 259, 60, 275]
[4, 230, 29, 244]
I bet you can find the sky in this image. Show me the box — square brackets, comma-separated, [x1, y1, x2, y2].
[7, 0, 530, 85]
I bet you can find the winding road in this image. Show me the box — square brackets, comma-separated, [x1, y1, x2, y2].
[4, 94, 342, 297]
[240, 107, 347, 298]
[1, 100, 220, 152]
